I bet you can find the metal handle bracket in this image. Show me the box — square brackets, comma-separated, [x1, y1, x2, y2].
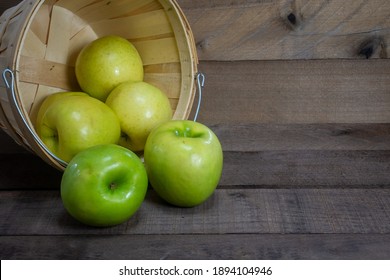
[194, 72, 205, 122]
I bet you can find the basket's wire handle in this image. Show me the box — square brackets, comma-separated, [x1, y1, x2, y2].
[194, 72, 205, 122]
[2, 68, 68, 168]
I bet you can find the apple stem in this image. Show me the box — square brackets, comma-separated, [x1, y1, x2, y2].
[109, 182, 117, 190]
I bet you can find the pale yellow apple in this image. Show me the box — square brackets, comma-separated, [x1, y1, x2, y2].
[106, 81, 172, 152]
[37, 94, 121, 162]
[75, 35, 144, 101]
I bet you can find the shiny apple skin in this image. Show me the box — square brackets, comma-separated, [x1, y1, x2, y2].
[61, 144, 148, 227]
[75, 35, 144, 101]
[37, 94, 121, 163]
[144, 120, 223, 207]
[106, 81, 172, 152]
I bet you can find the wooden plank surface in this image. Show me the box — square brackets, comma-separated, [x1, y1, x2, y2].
[1, 122, 390, 190]
[1, 148, 389, 190]
[1, 189, 390, 235]
[194, 60, 390, 125]
[1, 0, 390, 261]
[2, 234, 390, 260]
[222, 150, 390, 187]
[179, 0, 390, 60]
[211, 123, 390, 152]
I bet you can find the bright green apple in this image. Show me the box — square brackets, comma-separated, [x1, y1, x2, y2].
[37, 94, 121, 163]
[61, 144, 148, 227]
[106, 81, 172, 152]
[75, 35, 144, 101]
[144, 120, 223, 207]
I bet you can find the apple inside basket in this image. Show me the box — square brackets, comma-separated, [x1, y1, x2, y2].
[7, 0, 198, 170]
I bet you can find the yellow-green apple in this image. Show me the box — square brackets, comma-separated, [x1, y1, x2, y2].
[61, 144, 148, 227]
[105, 81, 172, 152]
[36, 94, 121, 162]
[35, 91, 88, 129]
[75, 35, 144, 101]
[144, 120, 223, 207]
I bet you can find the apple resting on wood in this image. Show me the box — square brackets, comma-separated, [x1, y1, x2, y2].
[144, 120, 223, 207]
[61, 144, 148, 227]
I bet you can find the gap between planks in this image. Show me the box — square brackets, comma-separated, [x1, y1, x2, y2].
[1, 188, 390, 235]
[2, 233, 390, 259]
[194, 60, 390, 125]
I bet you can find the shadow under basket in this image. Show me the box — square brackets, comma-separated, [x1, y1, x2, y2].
[0, 0, 199, 171]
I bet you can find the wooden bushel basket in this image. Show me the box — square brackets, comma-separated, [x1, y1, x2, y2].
[0, 0, 199, 170]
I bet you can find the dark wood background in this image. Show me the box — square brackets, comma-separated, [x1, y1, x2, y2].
[1, 0, 390, 259]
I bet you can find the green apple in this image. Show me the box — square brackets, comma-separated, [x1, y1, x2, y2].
[106, 81, 172, 152]
[144, 120, 223, 207]
[37, 94, 121, 162]
[61, 144, 148, 227]
[75, 35, 144, 101]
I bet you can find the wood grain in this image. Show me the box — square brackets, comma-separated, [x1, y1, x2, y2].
[194, 60, 390, 124]
[1, 122, 390, 190]
[1, 189, 390, 235]
[209, 123, 390, 152]
[4, 0, 390, 61]
[2, 234, 390, 259]
[178, 0, 390, 60]
[221, 150, 390, 187]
